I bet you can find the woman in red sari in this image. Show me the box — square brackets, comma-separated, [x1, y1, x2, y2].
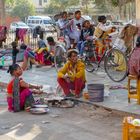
[7, 64, 42, 112]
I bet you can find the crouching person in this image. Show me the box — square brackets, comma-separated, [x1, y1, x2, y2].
[57, 49, 86, 98]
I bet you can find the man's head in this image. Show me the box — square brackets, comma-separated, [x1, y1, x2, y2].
[11, 41, 17, 48]
[61, 11, 67, 20]
[98, 16, 106, 24]
[82, 20, 90, 28]
[67, 49, 79, 64]
[47, 36, 55, 46]
[75, 10, 81, 20]
[20, 43, 27, 50]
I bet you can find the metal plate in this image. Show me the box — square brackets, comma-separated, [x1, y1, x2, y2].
[32, 104, 48, 108]
[30, 108, 49, 114]
[45, 96, 64, 101]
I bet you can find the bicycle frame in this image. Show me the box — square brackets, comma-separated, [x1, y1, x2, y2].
[85, 40, 111, 69]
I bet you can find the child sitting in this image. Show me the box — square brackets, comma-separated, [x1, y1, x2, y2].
[94, 16, 115, 54]
[78, 20, 94, 56]
[7, 64, 43, 112]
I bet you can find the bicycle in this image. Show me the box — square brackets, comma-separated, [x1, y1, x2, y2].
[82, 38, 128, 82]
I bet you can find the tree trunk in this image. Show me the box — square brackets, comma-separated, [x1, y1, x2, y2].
[0, 0, 6, 25]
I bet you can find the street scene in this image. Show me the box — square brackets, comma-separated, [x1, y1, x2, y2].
[0, 0, 140, 140]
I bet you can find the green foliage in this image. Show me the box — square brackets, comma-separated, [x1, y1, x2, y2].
[11, 0, 35, 21]
[44, 0, 79, 14]
[110, 0, 119, 7]
[44, 4, 61, 14]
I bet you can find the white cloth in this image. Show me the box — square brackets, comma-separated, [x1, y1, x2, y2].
[69, 17, 85, 43]
[71, 18, 85, 31]
[97, 22, 111, 32]
[57, 18, 69, 29]
[113, 38, 126, 52]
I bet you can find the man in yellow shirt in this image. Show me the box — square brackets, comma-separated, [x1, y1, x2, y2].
[57, 49, 86, 98]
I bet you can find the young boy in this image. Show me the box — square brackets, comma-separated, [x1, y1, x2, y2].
[94, 16, 115, 54]
[68, 10, 85, 48]
[11, 41, 19, 64]
[78, 20, 94, 55]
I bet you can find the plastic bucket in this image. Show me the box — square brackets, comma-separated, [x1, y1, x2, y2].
[87, 84, 104, 102]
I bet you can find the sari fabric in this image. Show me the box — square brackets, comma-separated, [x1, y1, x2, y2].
[7, 78, 35, 112]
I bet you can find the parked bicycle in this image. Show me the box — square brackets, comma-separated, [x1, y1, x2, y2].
[82, 38, 128, 82]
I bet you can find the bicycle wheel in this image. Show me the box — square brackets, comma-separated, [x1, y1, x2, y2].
[84, 58, 98, 72]
[54, 45, 67, 72]
[82, 47, 98, 72]
[104, 48, 128, 82]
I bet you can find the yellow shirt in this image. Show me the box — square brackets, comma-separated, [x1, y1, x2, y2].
[58, 60, 86, 82]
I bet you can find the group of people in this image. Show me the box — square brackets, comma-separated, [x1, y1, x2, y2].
[7, 48, 86, 112]
[11, 35, 65, 70]
[6, 10, 140, 113]
[57, 10, 117, 56]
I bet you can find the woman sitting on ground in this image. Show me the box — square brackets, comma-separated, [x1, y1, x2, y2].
[20, 43, 39, 70]
[7, 64, 42, 112]
[34, 36, 52, 65]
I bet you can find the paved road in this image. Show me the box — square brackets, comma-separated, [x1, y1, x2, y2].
[0, 65, 139, 140]
[0, 104, 122, 140]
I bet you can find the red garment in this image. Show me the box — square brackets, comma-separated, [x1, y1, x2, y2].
[7, 78, 32, 111]
[7, 88, 31, 111]
[57, 78, 85, 95]
[0, 26, 7, 41]
[18, 29, 27, 42]
[7, 78, 24, 95]
[129, 47, 140, 76]
[35, 52, 52, 65]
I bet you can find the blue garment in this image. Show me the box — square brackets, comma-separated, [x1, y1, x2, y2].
[78, 41, 87, 55]
[38, 40, 46, 49]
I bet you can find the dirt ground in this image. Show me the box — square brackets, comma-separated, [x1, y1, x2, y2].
[0, 102, 125, 140]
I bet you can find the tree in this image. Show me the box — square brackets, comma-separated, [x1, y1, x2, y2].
[11, 0, 35, 21]
[44, 0, 79, 14]
[109, 0, 135, 20]
[0, 0, 14, 25]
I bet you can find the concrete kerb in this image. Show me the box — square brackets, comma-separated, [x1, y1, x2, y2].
[59, 97, 140, 116]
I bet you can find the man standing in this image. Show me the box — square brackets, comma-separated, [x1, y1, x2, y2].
[68, 10, 85, 48]
[57, 49, 86, 98]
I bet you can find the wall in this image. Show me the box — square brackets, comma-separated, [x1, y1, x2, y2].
[0, 15, 20, 28]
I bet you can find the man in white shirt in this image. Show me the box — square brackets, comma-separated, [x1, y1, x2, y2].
[68, 10, 85, 48]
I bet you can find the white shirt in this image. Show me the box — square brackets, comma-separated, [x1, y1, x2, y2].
[97, 22, 111, 31]
[71, 17, 85, 32]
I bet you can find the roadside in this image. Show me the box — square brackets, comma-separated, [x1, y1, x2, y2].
[1, 66, 140, 115]
[0, 103, 124, 140]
